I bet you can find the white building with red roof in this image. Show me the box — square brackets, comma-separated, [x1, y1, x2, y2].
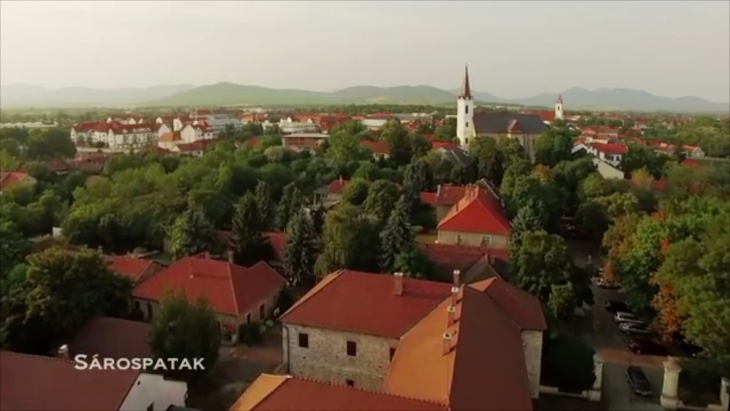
[131, 253, 285, 344]
[572, 141, 628, 167]
[435, 184, 511, 248]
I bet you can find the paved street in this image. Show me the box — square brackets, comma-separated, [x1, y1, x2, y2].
[568, 240, 665, 411]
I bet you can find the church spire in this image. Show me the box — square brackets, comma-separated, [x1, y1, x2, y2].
[557, 94, 564, 105]
[460, 65, 472, 99]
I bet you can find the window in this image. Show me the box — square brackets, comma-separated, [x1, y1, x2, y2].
[390, 348, 396, 361]
[456, 234, 462, 244]
[346, 379, 355, 387]
[464, 138, 469, 145]
[298, 333, 309, 348]
[259, 303, 265, 320]
[481, 235, 492, 246]
[465, 105, 469, 114]
[465, 121, 469, 128]
[347, 341, 357, 356]
[246, 313, 251, 324]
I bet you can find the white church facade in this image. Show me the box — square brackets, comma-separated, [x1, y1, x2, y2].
[454, 66, 558, 158]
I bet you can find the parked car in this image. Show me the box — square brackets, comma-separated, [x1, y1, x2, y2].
[627, 366, 653, 397]
[619, 322, 650, 335]
[614, 311, 643, 324]
[680, 341, 703, 358]
[628, 338, 668, 355]
[605, 300, 629, 313]
[596, 277, 620, 289]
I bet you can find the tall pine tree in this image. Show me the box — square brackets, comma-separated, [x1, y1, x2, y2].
[275, 183, 302, 230]
[254, 181, 275, 231]
[169, 207, 215, 261]
[380, 196, 416, 273]
[232, 192, 272, 266]
[509, 205, 543, 260]
[283, 209, 316, 287]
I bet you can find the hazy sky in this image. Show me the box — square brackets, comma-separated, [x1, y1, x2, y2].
[1, 1, 729, 101]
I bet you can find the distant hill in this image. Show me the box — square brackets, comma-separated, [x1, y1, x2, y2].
[0, 84, 195, 107]
[2, 82, 727, 113]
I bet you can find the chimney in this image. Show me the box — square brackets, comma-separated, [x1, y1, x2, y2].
[447, 305, 457, 326]
[453, 270, 461, 288]
[227, 250, 234, 264]
[339, 175, 344, 185]
[394, 272, 404, 296]
[437, 184, 442, 196]
[450, 286, 459, 306]
[442, 332, 453, 355]
[57, 344, 69, 360]
[204, 251, 211, 259]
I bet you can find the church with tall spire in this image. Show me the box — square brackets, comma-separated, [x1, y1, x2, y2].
[456, 65, 475, 147]
[453, 65, 549, 158]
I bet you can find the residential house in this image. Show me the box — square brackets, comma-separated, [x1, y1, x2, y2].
[436, 184, 511, 248]
[361, 117, 390, 130]
[215, 230, 288, 274]
[0, 171, 36, 194]
[237, 270, 546, 409]
[158, 131, 183, 150]
[281, 133, 329, 152]
[0, 351, 188, 411]
[420, 180, 499, 222]
[420, 243, 509, 283]
[200, 117, 242, 134]
[131, 253, 286, 344]
[172, 138, 224, 157]
[359, 140, 390, 160]
[572, 142, 628, 167]
[278, 117, 319, 134]
[180, 124, 215, 143]
[319, 177, 350, 205]
[107, 253, 166, 286]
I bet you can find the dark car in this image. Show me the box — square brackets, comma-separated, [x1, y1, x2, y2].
[605, 300, 629, 313]
[681, 341, 703, 358]
[628, 338, 668, 355]
[627, 366, 653, 397]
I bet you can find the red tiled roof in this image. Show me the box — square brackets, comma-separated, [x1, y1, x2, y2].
[246, 375, 447, 411]
[589, 142, 629, 155]
[420, 185, 466, 207]
[327, 178, 350, 195]
[359, 140, 390, 155]
[0, 171, 32, 191]
[681, 159, 699, 168]
[420, 192, 438, 206]
[107, 255, 161, 283]
[280, 270, 452, 338]
[437, 186, 510, 235]
[419, 243, 508, 273]
[526, 110, 555, 122]
[132, 255, 285, 316]
[0, 351, 139, 411]
[44, 160, 70, 173]
[68, 316, 152, 359]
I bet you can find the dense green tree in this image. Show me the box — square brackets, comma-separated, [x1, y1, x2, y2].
[149, 291, 220, 382]
[2, 247, 132, 354]
[168, 207, 215, 260]
[231, 192, 272, 266]
[254, 181, 275, 231]
[326, 131, 368, 164]
[549, 283, 577, 321]
[541, 334, 597, 392]
[511, 230, 573, 301]
[275, 182, 302, 230]
[534, 127, 574, 167]
[434, 118, 457, 142]
[315, 202, 380, 277]
[24, 128, 76, 160]
[411, 134, 432, 159]
[509, 205, 542, 254]
[470, 136, 506, 185]
[621, 144, 670, 178]
[341, 178, 370, 205]
[283, 209, 317, 287]
[364, 179, 400, 224]
[380, 119, 413, 166]
[380, 197, 415, 272]
[393, 248, 434, 280]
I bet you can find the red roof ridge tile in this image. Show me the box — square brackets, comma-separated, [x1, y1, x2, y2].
[227, 262, 239, 315]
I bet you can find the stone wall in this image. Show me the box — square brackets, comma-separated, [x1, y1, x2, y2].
[437, 230, 509, 249]
[282, 324, 398, 390]
[522, 330, 544, 399]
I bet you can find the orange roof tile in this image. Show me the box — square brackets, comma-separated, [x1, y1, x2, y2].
[106, 255, 161, 283]
[437, 185, 510, 235]
[359, 140, 390, 155]
[0, 171, 32, 191]
[236, 375, 447, 411]
[470, 278, 547, 331]
[279, 271, 452, 338]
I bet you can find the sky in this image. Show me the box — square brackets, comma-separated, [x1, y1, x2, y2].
[1, 1, 729, 102]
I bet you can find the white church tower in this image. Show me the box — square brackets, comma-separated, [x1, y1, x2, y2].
[456, 65, 475, 148]
[554, 94, 565, 121]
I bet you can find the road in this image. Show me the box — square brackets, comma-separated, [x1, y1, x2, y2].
[569, 240, 665, 411]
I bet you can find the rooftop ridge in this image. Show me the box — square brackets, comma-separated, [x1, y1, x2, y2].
[227, 261, 240, 315]
[292, 374, 449, 406]
[279, 270, 345, 319]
